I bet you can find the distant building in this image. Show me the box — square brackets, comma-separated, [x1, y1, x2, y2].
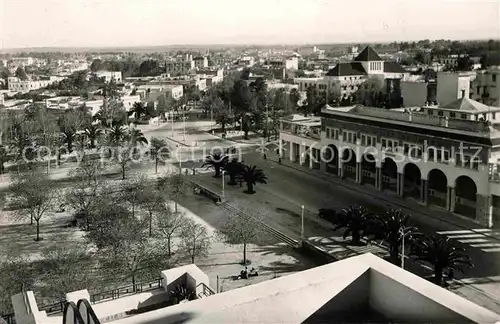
[193, 56, 208, 69]
[95, 71, 122, 83]
[267, 57, 299, 70]
[7, 76, 64, 92]
[471, 66, 500, 106]
[239, 56, 255, 68]
[436, 71, 476, 106]
[422, 97, 500, 122]
[294, 46, 408, 106]
[165, 58, 195, 76]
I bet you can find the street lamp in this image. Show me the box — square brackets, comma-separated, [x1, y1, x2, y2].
[300, 205, 305, 242]
[222, 171, 226, 199]
[399, 227, 410, 269]
[178, 146, 182, 175]
[183, 108, 186, 142]
[171, 109, 175, 138]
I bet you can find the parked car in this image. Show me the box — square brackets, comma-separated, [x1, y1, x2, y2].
[318, 208, 338, 224]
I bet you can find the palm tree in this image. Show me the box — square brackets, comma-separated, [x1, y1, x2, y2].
[150, 137, 169, 174]
[333, 206, 373, 245]
[129, 102, 147, 121]
[84, 124, 102, 149]
[108, 122, 127, 146]
[236, 164, 267, 194]
[370, 209, 420, 265]
[0, 145, 9, 174]
[216, 110, 233, 134]
[128, 128, 148, 146]
[202, 151, 228, 178]
[223, 158, 244, 185]
[411, 234, 473, 286]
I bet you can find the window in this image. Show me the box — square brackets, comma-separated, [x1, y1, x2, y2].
[427, 110, 433, 115]
[438, 111, 444, 117]
[461, 90, 465, 98]
[493, 74, 497, 83]
[461, 113, 468, 119]
[450, 112, 456, 118]
[326, 128, 331, 138]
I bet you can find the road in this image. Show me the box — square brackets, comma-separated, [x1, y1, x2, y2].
[188, 149, 500, 313]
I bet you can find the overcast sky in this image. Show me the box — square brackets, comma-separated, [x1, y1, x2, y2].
[1, 0, 499, 49]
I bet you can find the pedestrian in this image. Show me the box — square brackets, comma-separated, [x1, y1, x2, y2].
[278, 157, 282, 164]
[263, 153, 267, 160]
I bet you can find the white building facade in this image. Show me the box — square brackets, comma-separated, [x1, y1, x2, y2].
[280, 106, 500, 228]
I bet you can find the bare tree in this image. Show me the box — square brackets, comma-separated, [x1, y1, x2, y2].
[119, 174, 148, 217]
[140, 187, 166, 236]
[66, 159, 107, 227]
[103, 238, 162, 291]
[9, 171, 58, 241]
[0, 254, 35, 313]
[216, 209, 266, 265]
[115, 145, 135, 180]
[156, 206, 187, 256]
[86, 200, 145, 255]
[158, 174, 189, 213]
[179, 219, 211, 264]
[39, 245, 93, 299]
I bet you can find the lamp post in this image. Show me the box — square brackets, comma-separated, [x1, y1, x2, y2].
[222, 171, 225, 199]
[211, 106, 214, 135]
[300, 205, 305, 242]
[183, 108, 186, 142]
[400, 227, 409, 269]
[178, 146, 182, 175]
[171, 109, 174, 138]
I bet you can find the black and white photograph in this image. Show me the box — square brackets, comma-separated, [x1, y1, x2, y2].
[0, 0, 500, 323]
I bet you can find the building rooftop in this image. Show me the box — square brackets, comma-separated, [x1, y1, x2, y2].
[325, 62, 366, 76]
[113, 253, 499, 324]
[439, 97, 493, 113]
[323, 105, 494, 136]
[354, 46, 383, 61]
[383, 61, 407, 73]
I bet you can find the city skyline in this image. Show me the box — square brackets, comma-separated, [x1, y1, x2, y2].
[1, 0, 499, 50]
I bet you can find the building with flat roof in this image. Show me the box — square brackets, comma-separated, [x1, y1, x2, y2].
[95, 71, 122, 83]
[471, 66, 500, 107]
[9, 253, 499, 324]
[280, 104, 500, 228]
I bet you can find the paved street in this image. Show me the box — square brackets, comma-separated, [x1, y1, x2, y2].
[188, 149, 500, 312]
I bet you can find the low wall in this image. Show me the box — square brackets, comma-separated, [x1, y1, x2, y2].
[299, 241, 338, 264]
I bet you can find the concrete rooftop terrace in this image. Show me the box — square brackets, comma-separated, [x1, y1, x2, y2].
[111, 253, 500, 324]
[322, 105, 500, 138]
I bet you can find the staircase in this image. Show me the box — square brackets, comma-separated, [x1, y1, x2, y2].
[221, 202, 300, 248]
[63, 300, 101, 324]
[196, 283, 215, 299]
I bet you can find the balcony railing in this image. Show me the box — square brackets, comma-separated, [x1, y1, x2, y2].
[282, 124, 321, 140]
[90, 278, 163, 304]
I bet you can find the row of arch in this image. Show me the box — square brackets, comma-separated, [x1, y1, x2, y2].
[313, 144, 479, 219]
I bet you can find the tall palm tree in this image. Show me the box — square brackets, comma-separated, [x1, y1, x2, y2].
[370, 209, 420, 265]
[202, 151, 228, 178]
[150, 137, 169, 174]
[411, 234, 473, 286]
[108, 122, 127, 146]
[333, 206, 373, 245]
[236, 164, 267, 194]
[84, 124, 102, 149]
[129, 102, 147, 121]
[223, 158, 245, 185]
[128, 128, 148, 146]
